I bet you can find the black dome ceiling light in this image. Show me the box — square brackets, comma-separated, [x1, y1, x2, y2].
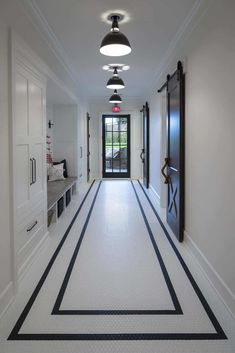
[100, 15, 131, 57]
[106, 67, 125, 89]
[109, 89, 122, 103]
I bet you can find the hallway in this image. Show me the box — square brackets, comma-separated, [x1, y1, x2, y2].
[1, 180, 234, 352]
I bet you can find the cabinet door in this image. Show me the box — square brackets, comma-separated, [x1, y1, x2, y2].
[28, 76, 46, 204]
[28, 80, 44, 138]
[14, 71, 31, 218]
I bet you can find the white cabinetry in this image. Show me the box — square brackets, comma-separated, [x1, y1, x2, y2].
[12, 47, 47, 279]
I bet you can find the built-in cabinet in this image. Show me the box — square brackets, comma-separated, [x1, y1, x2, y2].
[12, 42, 47, 279]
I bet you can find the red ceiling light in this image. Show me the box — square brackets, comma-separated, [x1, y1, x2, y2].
[112, 104, 121, 113]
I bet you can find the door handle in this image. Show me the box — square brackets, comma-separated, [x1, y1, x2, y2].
[161, 157, 170, 184]
[30, 158, 33, 185]
[140, 149, 144, 163]
[32, 158, 36, 184]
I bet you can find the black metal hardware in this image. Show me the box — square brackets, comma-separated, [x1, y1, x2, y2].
[158, 61, 183, 93]
[157, 81, 167, 93]
[161, 157, 170, 184]
[30, 158, 33, 185]
[140, 149, 144, 163]
[27, 220, 38, 232]
[48, 120, 54, 129]
[32, 158, 36, 184]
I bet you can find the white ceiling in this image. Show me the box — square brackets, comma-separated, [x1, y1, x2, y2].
[34, 0, 197, 100]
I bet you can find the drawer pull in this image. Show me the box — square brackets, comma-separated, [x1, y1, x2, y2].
[27, 220, 38, 232]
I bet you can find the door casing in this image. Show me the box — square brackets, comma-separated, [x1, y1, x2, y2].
[102, 114, 131, 178]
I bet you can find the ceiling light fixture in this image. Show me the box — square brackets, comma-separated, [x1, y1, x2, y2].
[109, 89, 122, 103]
[102, 63, 130, 72]
[106, 67, 125, 89]
[112, 104, 121, 113]
[100, 15, 131, 57]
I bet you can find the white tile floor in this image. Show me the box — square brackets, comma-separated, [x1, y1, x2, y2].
[0, 180, 235, 353]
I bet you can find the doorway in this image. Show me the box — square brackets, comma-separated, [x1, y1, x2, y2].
[102, 115, 130, 178]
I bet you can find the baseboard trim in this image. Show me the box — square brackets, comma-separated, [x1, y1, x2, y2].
[0, 282, 14, 319]
[18, 231, 49, 283]
[149, 183, 161, 206]
[184, 230, 235, 319]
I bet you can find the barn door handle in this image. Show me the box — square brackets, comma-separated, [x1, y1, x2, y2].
[161, 158, 170, 184]
[140, 149, 144, 163]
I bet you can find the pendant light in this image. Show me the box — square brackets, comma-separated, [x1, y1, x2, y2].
[100, 15, 131, 57]
[106, 67, 125, 89]
[109, 89, 122, 103]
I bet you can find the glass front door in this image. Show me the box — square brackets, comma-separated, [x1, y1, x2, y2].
[102, 115, 130, 178]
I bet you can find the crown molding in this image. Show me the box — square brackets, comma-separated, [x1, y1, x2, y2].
[146, 0, 213, 99]
[19, 0, 80, 88]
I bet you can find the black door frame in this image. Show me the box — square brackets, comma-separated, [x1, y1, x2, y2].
[140, 102, 150, 188]
[86, 113, 91, 182]
[102, 114, 131, 178]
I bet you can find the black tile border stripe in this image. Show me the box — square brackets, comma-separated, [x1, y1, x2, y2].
[7, 180, 227, 341]
[136, 179, 227, 340]
[52, 180, 182, 315]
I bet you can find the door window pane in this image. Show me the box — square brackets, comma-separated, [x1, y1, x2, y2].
[112, 118, 120, 131]
[120, 132, 127, 146]
[120, 118, 127, 131]
[113, 132, 120, 146]
[105, 118, 113, 131]
[105, 132, 112, 158]
[120, 159, 127, 172]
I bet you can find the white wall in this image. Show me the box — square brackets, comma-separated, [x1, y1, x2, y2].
[148, 0, 235, 315]
[88, 100, 143, 180]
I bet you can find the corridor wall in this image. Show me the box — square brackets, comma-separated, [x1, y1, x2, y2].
[148, 0, 235, 316]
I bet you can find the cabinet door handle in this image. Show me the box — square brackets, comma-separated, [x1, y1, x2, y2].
[30, 158, 33, 185]
[32, 158, 36, 183]
[27, 220, 38, 232]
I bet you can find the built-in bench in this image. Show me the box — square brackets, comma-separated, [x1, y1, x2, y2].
[47, 177, 77, 227]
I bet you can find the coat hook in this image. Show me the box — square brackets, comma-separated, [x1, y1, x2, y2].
[48, 120, 54, 129]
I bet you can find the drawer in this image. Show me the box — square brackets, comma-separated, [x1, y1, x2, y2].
[16, 208, 45, 255]
[16, 197, 46, 230]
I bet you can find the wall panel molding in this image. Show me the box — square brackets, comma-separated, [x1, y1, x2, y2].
[184, 231, 235, 319]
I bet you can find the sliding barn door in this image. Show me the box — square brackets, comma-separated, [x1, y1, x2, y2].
[140, 102, 150, 188]
[162, 62, 185, 242]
